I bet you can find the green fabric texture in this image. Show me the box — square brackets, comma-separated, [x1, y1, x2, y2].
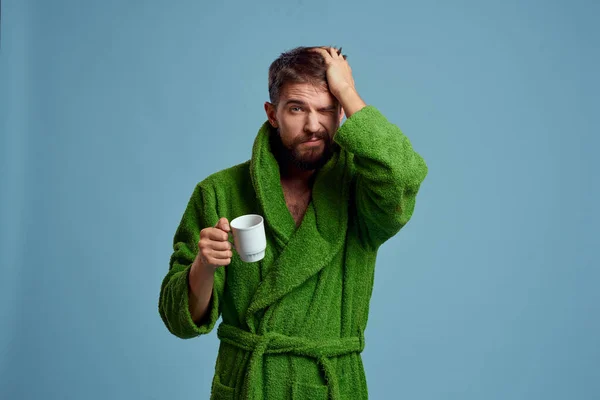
[159, 105, 428, 399]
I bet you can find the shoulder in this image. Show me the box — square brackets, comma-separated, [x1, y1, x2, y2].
[196, 160, 251, 193]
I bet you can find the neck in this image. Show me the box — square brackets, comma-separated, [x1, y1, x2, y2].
[279, 162, 316, 189]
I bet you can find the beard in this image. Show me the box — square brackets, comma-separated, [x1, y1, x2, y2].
[270, 127, 338, 171]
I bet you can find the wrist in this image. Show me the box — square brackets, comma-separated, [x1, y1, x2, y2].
[332, 84, 355, 100]
[190, 256, 215, 283]
[335, 85, 366, 118]
[193, 253, 215, 272]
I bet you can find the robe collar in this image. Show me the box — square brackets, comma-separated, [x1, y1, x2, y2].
[246, 121, 353, 332]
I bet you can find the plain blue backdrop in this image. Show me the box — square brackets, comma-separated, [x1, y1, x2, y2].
[1, 0, 598, 399]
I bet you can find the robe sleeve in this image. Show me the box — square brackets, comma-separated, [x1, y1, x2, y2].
[334, 105, 428, 249]
[158, 181, 225, 339]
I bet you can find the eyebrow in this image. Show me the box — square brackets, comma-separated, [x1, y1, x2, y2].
[284, 99, 337, 112]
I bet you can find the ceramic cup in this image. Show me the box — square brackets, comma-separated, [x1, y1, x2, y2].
[230, 214, 266, 262]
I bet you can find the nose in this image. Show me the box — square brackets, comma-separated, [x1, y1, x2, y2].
[303, 112, 321, 134]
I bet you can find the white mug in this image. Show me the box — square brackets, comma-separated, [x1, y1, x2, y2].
[230, 214, 266, 262]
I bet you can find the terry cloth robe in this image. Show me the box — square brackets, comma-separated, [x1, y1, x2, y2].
[159, 105, 428, 400]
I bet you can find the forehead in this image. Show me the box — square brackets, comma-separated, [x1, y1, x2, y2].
[279, 83, 337, 106]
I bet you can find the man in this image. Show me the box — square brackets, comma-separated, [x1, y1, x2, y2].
[159, 45, 428, 399]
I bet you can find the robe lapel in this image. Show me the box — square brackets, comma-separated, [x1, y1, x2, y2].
[247, 121, 353, 332]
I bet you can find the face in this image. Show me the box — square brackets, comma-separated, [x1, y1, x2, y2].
[264, 83, 345, 171]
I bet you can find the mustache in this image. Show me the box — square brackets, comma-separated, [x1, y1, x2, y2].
[295, 132, 329, 145]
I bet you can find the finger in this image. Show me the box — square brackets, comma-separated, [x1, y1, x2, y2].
[332, 46, 347, 60]
[215, 217, 231, 232]
[210, 249, 234, 260]
[204, 227, 229, 242]
[199, 246, 231, 265]
[205, 239, 232, 251]
[207, 257, 231, 267]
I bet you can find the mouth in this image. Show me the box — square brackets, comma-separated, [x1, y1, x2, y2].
[302, 135, 325, 143]
[301, 139, 323, 146]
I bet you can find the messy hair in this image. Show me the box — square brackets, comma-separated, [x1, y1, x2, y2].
[268, 46, 346, 107]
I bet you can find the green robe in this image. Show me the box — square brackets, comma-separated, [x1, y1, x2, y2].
[159, 105, 428, 399]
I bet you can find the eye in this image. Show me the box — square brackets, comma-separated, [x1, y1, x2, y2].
[290, 106, 302, 112]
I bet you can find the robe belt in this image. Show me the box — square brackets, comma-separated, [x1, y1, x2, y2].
[217, 323, 365, 400]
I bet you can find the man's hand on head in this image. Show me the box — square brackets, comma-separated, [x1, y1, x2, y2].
[309, 46, 356, 98]
[309, 46, 367, 119]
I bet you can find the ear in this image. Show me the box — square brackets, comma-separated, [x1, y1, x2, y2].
[264, 102, 278, 128]
[339, 108, 346, 124]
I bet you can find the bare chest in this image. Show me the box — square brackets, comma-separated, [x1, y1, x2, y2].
[282, 186, 312, 227]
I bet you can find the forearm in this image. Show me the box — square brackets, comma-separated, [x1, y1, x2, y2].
[334, 105, 428, 246]
[188, 255, 216, 324]
[334, 85, 367, 118]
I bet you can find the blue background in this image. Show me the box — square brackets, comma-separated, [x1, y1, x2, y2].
[1, 0, 598, 399]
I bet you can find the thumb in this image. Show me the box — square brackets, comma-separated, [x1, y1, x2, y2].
[215, 217, 231, 233]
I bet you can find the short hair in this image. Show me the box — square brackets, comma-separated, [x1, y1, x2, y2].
[268, 45, 346, 107]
